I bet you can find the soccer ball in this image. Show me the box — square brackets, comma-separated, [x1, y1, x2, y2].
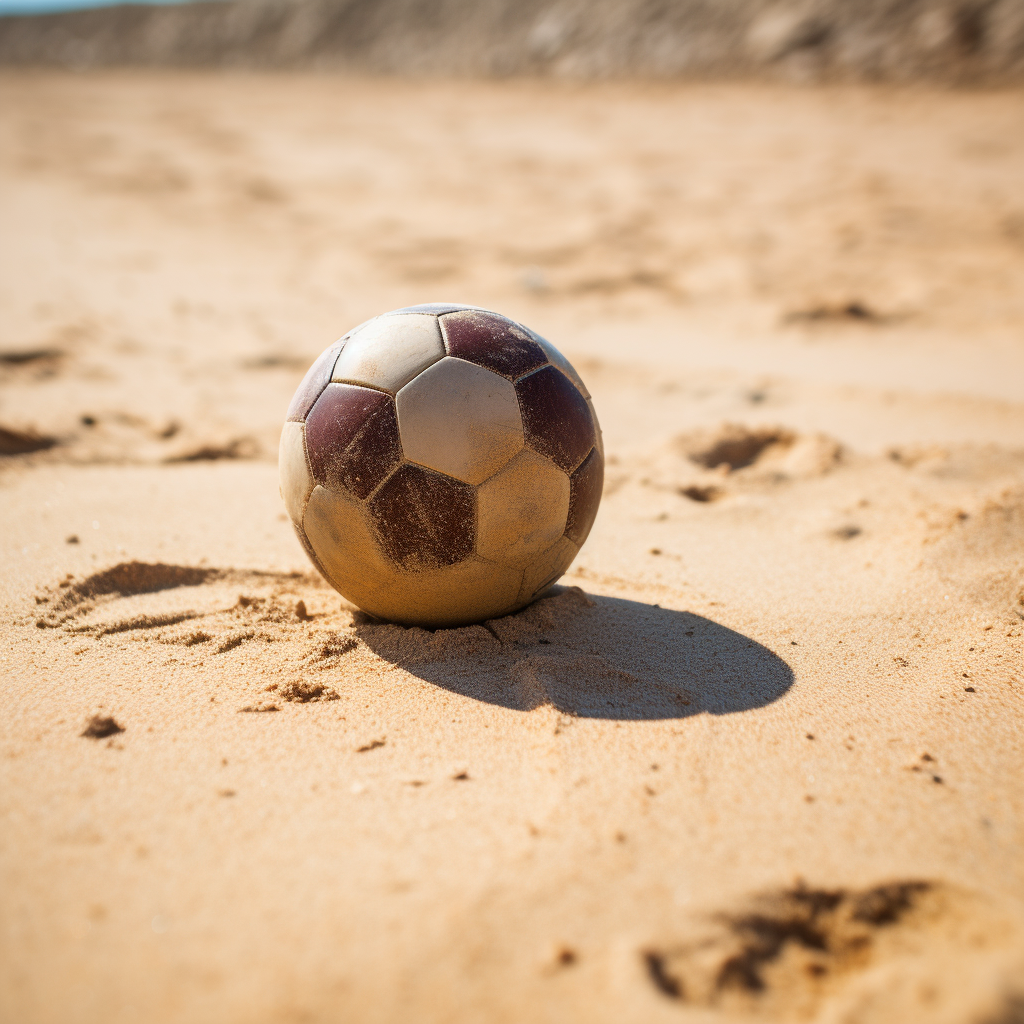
[279, 303, 603, 627]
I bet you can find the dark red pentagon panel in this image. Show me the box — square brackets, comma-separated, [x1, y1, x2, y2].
[368, 464, 475, 570]
[439, 310, 549, 380]
[286, 342, 344, 423]
[565, 447, 604, 546]
[304, 383, 403, 500]
[515, 365, 596, 473]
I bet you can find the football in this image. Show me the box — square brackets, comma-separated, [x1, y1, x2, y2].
[279, 303, 603, 627]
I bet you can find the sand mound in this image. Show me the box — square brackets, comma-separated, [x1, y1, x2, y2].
[924, 483, 1024, 616]
[0, 424, 56, 455]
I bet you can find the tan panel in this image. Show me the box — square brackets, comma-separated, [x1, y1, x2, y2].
[517, 535, 579, 605]
[396, 357, 524, 485]
[303, 484, 390, 598]
[331, 313, 445, 394]
[476, 449, 570, 563]
[303, 483, 525, 627]
[278, 421, 313, 525]
[532, 335, 590, 398]
[361, 557, 525, 629]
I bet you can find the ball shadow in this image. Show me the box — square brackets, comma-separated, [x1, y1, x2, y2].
[354, 586, 793, 720]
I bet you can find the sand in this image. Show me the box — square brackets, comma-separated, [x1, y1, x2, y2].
[1, 73, 1023, 1024]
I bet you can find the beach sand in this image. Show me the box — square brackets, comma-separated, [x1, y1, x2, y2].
[1, 73, 1023, 1024]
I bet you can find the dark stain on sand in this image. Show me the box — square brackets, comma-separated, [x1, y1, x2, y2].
[355, 587, 793, 720]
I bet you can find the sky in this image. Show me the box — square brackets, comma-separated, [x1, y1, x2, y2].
[0, 0, 203, 14]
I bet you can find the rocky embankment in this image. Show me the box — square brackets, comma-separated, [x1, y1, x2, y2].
[1, 0, 1023, 82]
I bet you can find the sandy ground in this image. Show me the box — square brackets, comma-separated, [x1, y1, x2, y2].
[1, 73, 1023, 1024]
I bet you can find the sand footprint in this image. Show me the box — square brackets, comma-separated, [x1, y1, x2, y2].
[634, 881, 1024, 1022]
[32, 560, 332, 642]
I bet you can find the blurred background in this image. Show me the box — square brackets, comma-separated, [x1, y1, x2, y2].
[2, 0, 1024, 80]
[1, 0, 1023, 466]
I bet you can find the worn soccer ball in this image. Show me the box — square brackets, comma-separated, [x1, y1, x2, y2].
[279, 303, 603, 627]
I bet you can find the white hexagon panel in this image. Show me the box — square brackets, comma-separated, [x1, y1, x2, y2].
[331, 313, 445, 394]
[278, 420, 313, 525]
[395, 356, 524, 485]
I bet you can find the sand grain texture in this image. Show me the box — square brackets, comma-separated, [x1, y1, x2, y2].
[1, 74, 1023, 1024]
